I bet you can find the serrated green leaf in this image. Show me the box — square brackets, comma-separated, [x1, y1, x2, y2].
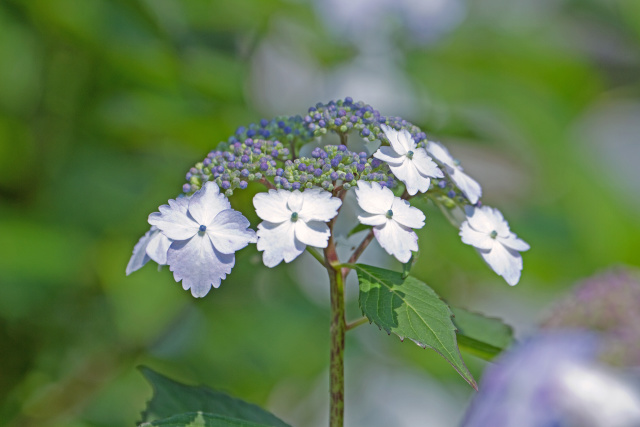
[355, 264, 477, 389]
[139, 367, 290, 427]
[140, 411, 276, 427]
[451, 307, 515, 360]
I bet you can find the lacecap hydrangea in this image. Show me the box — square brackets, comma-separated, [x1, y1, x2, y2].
[127, 98, 529, 297]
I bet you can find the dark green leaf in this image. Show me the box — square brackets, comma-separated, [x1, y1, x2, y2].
[347, 222, 371, 237]
[140, 412, 276, 427]
[355, 264, 477, 389]
[450, 307, 515, 360]
[139, 367, 290, 427]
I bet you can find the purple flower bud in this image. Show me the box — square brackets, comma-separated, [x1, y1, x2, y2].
[283, 126, 291, 134]
[253, 148, 261, 155]
[356, 164, 365, 173]
[203, 158, 212, 166]
[277, 121, 285, 128]
[345, 173, 354, 181]
[318, 120, 326, 127]
[292, 182, 301, 190]
[298, 164, 307, 172]
[334, 118, 342, 126]
[330, 172, 338, 180]
[338, 144, 347, 152]
[241, 169, 249, 177]
[314, 169, 322, 177]
[350, 115, 358, 123]
[240, 155, 249, 163]
[271, 150, 279, 157]
[245, 138, 253, 146]
[314, 113, 321, 120]
[359, 152, 367, 158]
[338, 109, 346, 117]
[182, 183, 191, 193]
[361, 128, 370, 137]
[304, 115, 312, 123]
[216, 166, 224, 173]
[254, 141, 262, 149]
[331, 157, 342, 168]
[447, 190, 456, 198]
[186, 172, 193, 180]
[239, 181, 248, 189]
[345, 96, 353, 103]
[235, 126, 246, 135]
[309, 106, 317, 113]
[221, 180, 231, 189]
[320, 151, 328, 159]
[276, 168, 284, 177]
[284, 160, 293, 167]
[260, 163, 269, 171]
[246, 129, 256, 137]
[371, 158, 382, 168]
[274, 176, 282, 184]
[438, 180, 447, 189]
[260, 119, 268, 127]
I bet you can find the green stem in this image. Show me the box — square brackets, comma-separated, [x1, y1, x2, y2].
[306, 247, 326, 265]
[346, 317, 368, 331]
[324, 232, 345, 427]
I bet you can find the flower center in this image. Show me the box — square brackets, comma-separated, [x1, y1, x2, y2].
[490, 230, 498, 239]
[199, 224, 207, 233]
[406, 151, 414, 159]
[290, 212, 299, 222]
[386, 209, 394, 219]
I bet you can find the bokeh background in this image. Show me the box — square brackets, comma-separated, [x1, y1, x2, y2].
[1, 0, 639, 426]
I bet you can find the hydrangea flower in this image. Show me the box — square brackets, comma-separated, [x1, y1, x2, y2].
[373, 124, 443, 195]
[125, 226, 172, 275]
[427, 141, 482, 204]
[462, 332, 640, 427]
[253, 188, 342, 267]
[460, 206, 529, 286]
[355, 181, 425, 263]
[148, 182, 256, 297]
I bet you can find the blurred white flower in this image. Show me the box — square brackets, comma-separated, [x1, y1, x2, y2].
[254, 188, 342, 267]
[460, 206, 529, 286]
[463, 332, 640, 427]
[427, 141, 482, 204]
[374, 124, 443, 195]
[148, 182, 256, 298]
[355, 181, 425, 263]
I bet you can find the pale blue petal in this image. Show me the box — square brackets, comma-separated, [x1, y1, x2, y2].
[126, 226, 157, 275]
[148, 207, 197, 240]
[188, 181, 230, 226]
[207, 209, 257, 254]
[146, 230, 172, 264]
[167, 235, 235, 298]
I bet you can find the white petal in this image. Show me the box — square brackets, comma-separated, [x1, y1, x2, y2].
[459, 221, 495, 250]
[390, 160, 430, 196]
[126, 227, 156, 275]
[411, 148, 444, 178]
[146, 230, 172, 264]
[355, 180, 394, 215]
[298, 188, 342, 222]
[256, 220, 304, 267]
[426, 141, 456, 168]
[373, 220, 419, 263]
[464, 205, 509, 236]
[167, 235, 235, 297]
[499, 233, 530, 252]
[188, 181, 231, 226]
[380, 124, 407, 155]
[253, 189, 291, 223]
[479, 243, 523, 286]
[287, 190, 304, 213]
[373, 146, 404, 166]
[357, 213, 387, 226]
[207, 209, 257, 254]
[148, 207, 198, 241]
[294, 220, 330, 247]
[451, 169, 482, 204]
[398, 129, 417, 152]
[390, 198, 425, 229]
[168, 196, 189, 213]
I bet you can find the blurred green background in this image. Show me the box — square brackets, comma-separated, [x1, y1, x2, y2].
[1, 0, 639, 426]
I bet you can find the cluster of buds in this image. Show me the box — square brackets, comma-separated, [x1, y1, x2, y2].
[127, 98, 529, 297]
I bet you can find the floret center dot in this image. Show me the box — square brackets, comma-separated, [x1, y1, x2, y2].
[291, 212, 299, 222]
[199, 224, 207, 232]
[490, 230, 498, 239]
[386, 210, 394, 219]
